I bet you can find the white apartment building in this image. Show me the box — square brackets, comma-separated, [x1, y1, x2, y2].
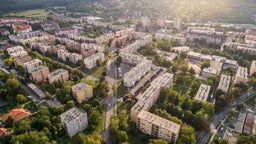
[81, 43, 104, 52]
[120, 52, 144, 65]
[69, 53, 83, 64]
[48, 68, 69, 83]
[217, 74, 231, 93]
[84, 52, 105, 69]
[60, 107, 88, 137]
[23, 59, 42, 73]
[121, 35, 152, 53]
[10, 51, 28, 58]
[186, 27, 223, 44]
[6, 46, 24, 55]
[171, 46, 190, 54]
[194, 84, 211, 102]
[250, 60, 256, 77]
[137, 110, 180, 144]
[57, 49, 70, 62]
[131, 73, 174, 122]
[234, 67, 248, 84]
[156, 33, 186, 46]
[123, 60, 152, 87]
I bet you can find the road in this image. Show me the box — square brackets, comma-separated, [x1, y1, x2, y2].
[198, 90, 256, 144]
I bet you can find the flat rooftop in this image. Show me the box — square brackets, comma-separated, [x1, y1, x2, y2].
[194, 84, 211, 102]
[72, 82, 90, 91]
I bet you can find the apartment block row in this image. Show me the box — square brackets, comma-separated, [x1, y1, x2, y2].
[155, 33, 186, 46]
[194, 84, 211, 102]
[84, 52, 105, 69]
[186, 27, 223, 44]
[121, 35, 153, 53]
[130, 73, 180, 143]
[57, 49, 83, 64]
[123, 60, 152, 87]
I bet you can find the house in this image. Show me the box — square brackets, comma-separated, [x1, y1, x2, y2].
[2, 108, 30, 122]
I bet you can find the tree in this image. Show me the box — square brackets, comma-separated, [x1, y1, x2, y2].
[117, 131, 128, 143]
[149, 139, 168, 144]
[237, 133, 256, 144]
[180, 64, 189, 73]
[248, 77, 256, 89]
[89, 108, 101, 125]
[5, 116, 15, 128]
[172, 63, 179, 73]
[189, 67, 196, 75]
[66, 100, 75, 108]
[16, 94, 27, 103]
[178, 125, 197, 144]
[201, 60, 210, 69]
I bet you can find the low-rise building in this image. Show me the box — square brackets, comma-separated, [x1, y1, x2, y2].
[72, 82, 93, 104]
[123, 60, 152, 87]
[6, 46, 24, 55]
[12, 23, 32, 34]
[69, 53, 83, 64]
[60, 107, 88, 137]
[29, 66, 49, 82]
[194, 84, 211, 102]
[48, 68, 69, 83]
[156, 33, 186, 45]
[217, 74, 231, 93]
[250, 60, 256, 77]
[136, 110, 180, 144]
[13, 55, 32, 67]
[234, 110, 247, 133]
[243, 110, 254, 134]
[84, 52, 105, 69]
[23, 59, 42, 73]
[2, 108, 30, 122]
[234, 67, 248, 84]
[27, 83, 46, 98]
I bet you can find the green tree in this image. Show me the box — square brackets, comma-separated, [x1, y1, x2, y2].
[149, 139, 168, 144]
[201, 60, 210, 69]
[117, 131, 128, 143]
[180, 64, 189, 73]
[178, 125, 197, 144]
[16, 94, 27, 103]
[189, 67, 196, 75]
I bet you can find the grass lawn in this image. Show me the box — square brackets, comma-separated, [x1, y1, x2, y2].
[116, 83, 128, 98]
[80, 66, 104, 78]
[172, 84, 189, 95]
[4, 9, 49, 19]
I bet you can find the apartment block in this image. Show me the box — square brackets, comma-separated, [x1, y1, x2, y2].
[57, 49, 70, 62]
[69, 53, 83, 64]
[137, 110, 180, 144]
[48, 69, 69, 83]
[121, 35, 152, 53]
[234, 67, 248, 84]
[84, 52, 105, 69]
[120, 52, 144, 65]
[250, 60, 256, 77]
[156, 33, 186, 46]
[123, 60, 152, 87]
[72, 82, 93, 104]
[81, 48, 96, 58]
[81, 43, 104, 52]
[217, 74, 231, 93]
[186, 27, 223, 44]
[60, 107, 88, 137]
[171, 46, 190, 54]
[131, 73, 174, 122]
[12, 23, 32, 34]
[23, 59, 43, 73]
[29, 66, 49, 82]
[223, 59, 239, 71]
[13, 55, 32, 67]
[194, 84, 211, 102]
[6, 46, 24, 55]
[10, 51, 28, 58]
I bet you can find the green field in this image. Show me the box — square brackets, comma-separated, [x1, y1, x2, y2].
[4, 9, 49, 19]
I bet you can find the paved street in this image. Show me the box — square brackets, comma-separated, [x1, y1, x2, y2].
[199, 90, 256, 144]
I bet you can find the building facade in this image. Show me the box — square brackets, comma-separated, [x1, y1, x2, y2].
[72, 82, 93, 104]
[48, 69, 69, 83]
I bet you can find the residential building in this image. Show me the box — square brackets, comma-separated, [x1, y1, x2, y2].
[217, 74, 231, 93]
[234, 67, 248, 84]
[10, 51, 28, 58]
[157, 17, 166, 27]
[201, 67, 217, 80]
[0, 28, 10, 36]
[81, 43, 104, 52]
[69, 53, 83, 64]
[84, 52, 105, 69]
[60, 107, 88, 137]
[12, 23, 32, 34]
[23, 59, 42, 73]
[41, 21, 60, 31]
[131, 73, 174, 122]
[6, 46, 24, 55]
[234, 110, 247, 133]
[123, 60, 152, 87]
[171, 46, 190, 54]
[57, 49, 70, 62]
[245, 29, 256, 47]
[2, 108, 30, 122]
[223, 59, 239, 71]
[250, 60, 256, 77]
[0, 128, 8, 137]
[120, 52, 144, 65]
[48, 69, 69, 83]
[81, 48, 96, 58]
[13, 55, 32, 67]
[27, 83, 46, 98]
[155, 50, 178, 62]
[173, 17, 182, 31]
[187, 27, 223, 44]
[72, 82, 93, 104]
[121, 35, 152, 53]
[29, 66, 49, 82]
[243, 110, 254, 134]
[136, 110, 180, 144]
[141, 16, 150, 28]
[194, 84, 211, 102]
[156, 33, 186, 46]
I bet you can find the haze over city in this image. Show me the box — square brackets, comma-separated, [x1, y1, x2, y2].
[0, 0, 256, 144]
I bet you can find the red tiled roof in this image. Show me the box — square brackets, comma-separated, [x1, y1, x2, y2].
[2, 108, 30, 122]
[0, 128, 7, 136]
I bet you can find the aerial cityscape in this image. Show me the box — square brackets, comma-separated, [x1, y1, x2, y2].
[0, 0, 256, 144]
